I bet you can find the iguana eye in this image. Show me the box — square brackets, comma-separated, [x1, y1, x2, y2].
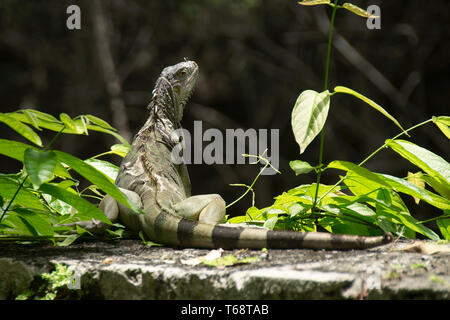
[177, 68, 187, 77]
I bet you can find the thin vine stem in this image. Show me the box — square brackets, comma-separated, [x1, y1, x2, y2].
[226, 153, 279, 209]
[311, 0, 338, 215]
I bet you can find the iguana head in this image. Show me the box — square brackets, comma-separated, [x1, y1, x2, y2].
[154, 60, 199, 122]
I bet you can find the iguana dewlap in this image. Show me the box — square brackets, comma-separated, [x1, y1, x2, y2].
[92, 60, 392, 249]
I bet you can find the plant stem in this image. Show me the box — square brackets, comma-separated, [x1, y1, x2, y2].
[44, 126, 65, 151]
[323, 2, 338, 92]
[226, 159, 271, 209]
[417, 214, 450, 225]
[358, 118, 433, 167]
[311, 1, 338, 214]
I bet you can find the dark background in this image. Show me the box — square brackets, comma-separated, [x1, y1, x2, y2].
[0, 1, 448, 229]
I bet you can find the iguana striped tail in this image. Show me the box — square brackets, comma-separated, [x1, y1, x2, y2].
[143, 210, 393, 249]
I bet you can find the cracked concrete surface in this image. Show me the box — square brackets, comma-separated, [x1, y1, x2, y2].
[0, 239, 449, 299]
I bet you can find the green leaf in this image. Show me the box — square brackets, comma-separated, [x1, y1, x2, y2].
[291, 90, 330, 154]
[227, 215, 252, 224]
[42, 193, 74, 216]
[379, 173, 450, 210]
[9, 110, 128, 143]
[74, 117, 88, 135]
[437, 213, 450, 240]
[57, 234, 82, 247]
[86, 124, 130, 145]
[289, 160, 315, 175]
[433, 116, 450, 126]
[24, 149, 57, 189]
[138, 231, 163, 247]
[333, 86, 406, 133]
[327, 160, 391, 190]
[84, 159, 119, 182]
[22, 110, 41, 130]
[288, 203, 310, 217]
[432, 116, 450, 140]
[421, 175, 450, 199]
[8, 111, 66, 133]
[263, 217, 278, 230]
[3, 214, 39, 236]
[0, 113, 42, 146]
[341, 3, 378, 18]
[318, 211, 373, 236]
[53, 150, 139, 213]
[13, 208, 53, 236]
[386, 139, 450, 185]
[0, 176, 46, 210]
[39, 183, 110, 224]
[383, 210, 440, 240]
[21, 109, 59, 123]
[298, 0, 331, 5]
[0, 139, 71, 179]
[59, 113, 76, 131]
[110, 144, 130, 157]
[85, 114, 116, 130]
[407, 172, 425, 204]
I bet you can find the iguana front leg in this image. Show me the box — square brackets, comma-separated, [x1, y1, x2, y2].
[98, 191, 225, 233]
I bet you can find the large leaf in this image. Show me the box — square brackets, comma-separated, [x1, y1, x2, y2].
[12, 208, 54, 236]
[298, 0, 331, 5]
[2, 214, 39, 236]
[327, 160, 391, 190]
[386, 139, 450, 185]
[0, 112, 42, 146]
[24, 149, 57, 189]
[110, 144, 130, 157]
[378, 173, 450, 210]
[432, 116, 450, 139]
[437, 212, 450, 240]
[39, 183, 110, 224]
[421, 174, 450, 200]
[0, 176, 46, 210]
[289, 160, 315, 175]
[84, 158, 119, 182]
[291, 89, 330, 154]
[53, 150, 139, 212]
[85, 114, 116, 130]
[59, 113, 77, 132]
[375, 206, 439, 240]
[327, 160, 450, 209]
[342, 3, 378, 18]
[0, 139, 71, 178]
[333, 86, 405, 133]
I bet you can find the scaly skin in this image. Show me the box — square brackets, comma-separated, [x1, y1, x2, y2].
[96, 60, 392, 249]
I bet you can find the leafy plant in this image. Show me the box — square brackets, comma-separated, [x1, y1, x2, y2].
[229, 1, 450, 240]
[0, 108, 137, 245]
[15, 263, 79, 300]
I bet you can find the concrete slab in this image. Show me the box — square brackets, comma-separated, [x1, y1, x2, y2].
[0, 239, 449, 299]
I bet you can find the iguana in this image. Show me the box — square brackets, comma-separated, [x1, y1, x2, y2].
[83, 60, 392, 249]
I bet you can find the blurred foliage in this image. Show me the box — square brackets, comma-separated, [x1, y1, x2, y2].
[0, 0, 449, 235]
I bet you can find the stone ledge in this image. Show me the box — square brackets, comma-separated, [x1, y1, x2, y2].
[0, 239, 449, 299]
